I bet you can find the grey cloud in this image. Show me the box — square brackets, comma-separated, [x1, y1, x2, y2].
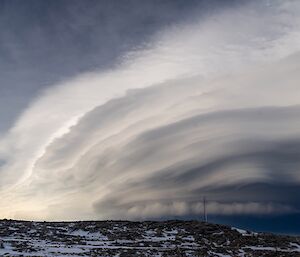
[1, 0, 300, 221]
[1, 0, 228, 132]
[29, 86, 300, 219]
[91, 109, 300, 218]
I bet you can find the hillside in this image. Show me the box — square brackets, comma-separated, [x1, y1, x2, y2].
[0, 219, 299, 256]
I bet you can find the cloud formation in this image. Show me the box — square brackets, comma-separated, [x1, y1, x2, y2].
[0, 0, 300, 220]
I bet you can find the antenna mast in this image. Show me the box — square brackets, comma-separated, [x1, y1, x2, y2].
[203, 196, 207, 222]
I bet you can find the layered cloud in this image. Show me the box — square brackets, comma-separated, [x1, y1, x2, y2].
[0, 0, 300, 220]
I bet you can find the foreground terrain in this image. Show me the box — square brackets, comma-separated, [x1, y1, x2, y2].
[0, 219, 299, 256]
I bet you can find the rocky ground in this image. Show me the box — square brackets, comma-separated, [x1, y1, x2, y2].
[0, 219, 299, 256]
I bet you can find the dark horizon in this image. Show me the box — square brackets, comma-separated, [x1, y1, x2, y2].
[1, 214, 300, 236]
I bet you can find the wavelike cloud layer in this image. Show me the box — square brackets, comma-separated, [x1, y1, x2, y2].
[0, 0, 300, 220]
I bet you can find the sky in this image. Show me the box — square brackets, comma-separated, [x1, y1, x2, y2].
[0, 0, 300, 234]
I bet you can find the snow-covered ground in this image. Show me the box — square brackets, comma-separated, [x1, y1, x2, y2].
[0, 220, 299, 256]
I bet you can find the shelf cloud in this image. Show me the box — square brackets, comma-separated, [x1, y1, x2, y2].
[0, 0, 300, 221]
